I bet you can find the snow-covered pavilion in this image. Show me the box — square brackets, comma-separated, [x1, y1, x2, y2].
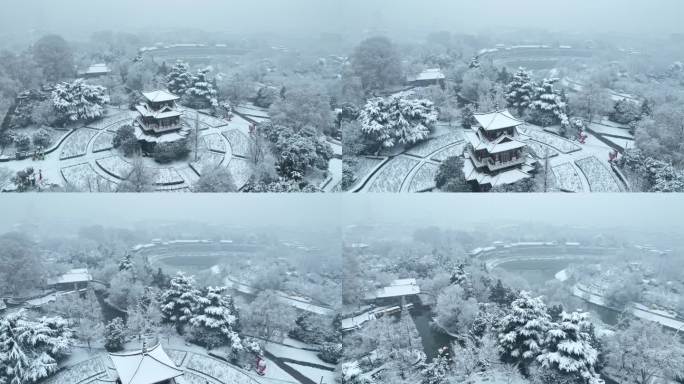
[134, 90, 189, 149]
[109, 343, 184, 384]
[463, 110, 535, 189]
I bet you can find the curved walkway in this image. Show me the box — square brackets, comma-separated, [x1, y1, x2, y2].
[0, 107, 256, 192]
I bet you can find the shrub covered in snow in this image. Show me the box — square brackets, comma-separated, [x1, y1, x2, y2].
[52, 79, 109, 123]
[359, 95, 437, 150]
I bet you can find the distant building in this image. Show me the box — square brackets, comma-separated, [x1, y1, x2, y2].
[463, 110, 535, 189]
[109, 343, 183, 384]
[407, 68, 446, 89]
[365, 278, 421, 306]
[47, 268, 92, 291]
[79, 63, 112, 78]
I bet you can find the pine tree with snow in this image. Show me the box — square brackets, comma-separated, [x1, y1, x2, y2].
[189, 286, 242, 350]
[359, 95, 437, 150]
[421, 347, 452, 384]
[166, 61, 193, 96]
[469, 56, 481, 69]
[184, 68, 218, 109]
[505, 68, 535, 116]
[537, 311, 604, 384]
[104, 317, 126, 352]
[497, 291, 551, 370]
[529, 78, 569, 129]
[450, 263, 471, 293]
[0, 311, 73, 384]
[118, 253, 134, 272]
[461, 104, 477, 129]
[160, 272, 201, 333]
[52, 79, 109, 123]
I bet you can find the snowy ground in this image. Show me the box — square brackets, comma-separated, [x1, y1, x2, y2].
[0, 107, 264, 192]
[351, 122, 626, 193]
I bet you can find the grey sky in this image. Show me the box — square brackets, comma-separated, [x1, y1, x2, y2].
[342, 194, 684, 233]
[0, 0, 681, 40]
[0, 194, 342, 232]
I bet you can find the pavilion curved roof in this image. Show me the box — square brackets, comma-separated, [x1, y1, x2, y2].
[474, 110, 524, 131]
[109, 344, 183, 384]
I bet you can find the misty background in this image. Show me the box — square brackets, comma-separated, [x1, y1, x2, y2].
[1, 0, 682, 42]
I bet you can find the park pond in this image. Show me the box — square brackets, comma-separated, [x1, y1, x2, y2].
[497, 257, 621, 325]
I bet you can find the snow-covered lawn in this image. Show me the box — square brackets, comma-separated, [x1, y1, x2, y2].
[186, 354, 258, 384]
[575, 156, 621, 192]
[430, 142, 465, 162]
[92, 132, 115, 153]
[227, 157, 252, 189]
[96, 155, 133, 179]
[167, 349, 188, 366]
[367, 157, 420, 193]
[349, 157, 385, 183]
[222, 130, 251, 158]
[182, 116, 211, 131]
[525, 139, 559, 159]
[177, 371, 220, 384]
[190, 152, 226, 175]
[203, 133, 227, 153]
[44, 357, 105, 384]
[154, 167, 185, 186]
[61, 163, 116, 192]
[87, 113, 134, 131]
[59, 128, 98, 160]
[407, 163, 439, 192]
[265, 342, 335, 369]
[405, 132, 464, 158]
[522, 128, 581, 154]
[552, 162, 582, 192]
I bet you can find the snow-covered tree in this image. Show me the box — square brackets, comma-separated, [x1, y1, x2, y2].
[537, 311, 603, 384]
[104, 317, 126, 352]
[118, 253, 133, 272]
[189, 286, 242, 350]
[0, 311, 73, 384]
[52, 79, 109, 122]
[359, 95, 437, 150]
[421, 347, 452, 384]
[435, 285, 479, 335]
[166, 61, 193, 96]
[184, 68, 218, 109]
[160, 272, 201, 333]
[469, 56, 481, 69]
[505, 68, 535, 116]
[497, 291, 551, 369]
[528, 78, 569, 129]
[341, 361, 375, 384]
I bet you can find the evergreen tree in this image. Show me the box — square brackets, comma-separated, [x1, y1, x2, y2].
[166, 61, 193, 96]
[52, 79, 109, 123]
[160, 272, 201, 333]
[421, 347, 452, 384]
[0, 311, 73, 384]
[152, 268, 169, 288]
[359, 95, 437, 150]
[537, 311, 604, 384]
[497, 291, 551, 370]
[529, 78, 569, 129]
[118, 253, 133, 272]
[184, 68, 218, 109]
[189, 286, 242, 350]
[505, 68, 535, 116]
[489, 279, 513, 306]
[461, 104, 477, 129]
[104, 317, 126, 352]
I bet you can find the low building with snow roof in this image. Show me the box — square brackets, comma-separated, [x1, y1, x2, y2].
[365, 278, 421, 307]
[78, 63, 112, 78]
[407, 68, 446, 89]
[463, 110, 536, 190]
[109, 343, 184, 384]
[47, 268, 92, 291]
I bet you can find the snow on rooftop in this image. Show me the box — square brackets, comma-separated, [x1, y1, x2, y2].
[48, 268, 92, 285]
[142, 90, 180, 103]
[474, 110, 524, 131]
[367, 279, 420, 300]
[109, 344, 183, 384]
[409, 68, 446, 82]
[85, 63, 111, 75]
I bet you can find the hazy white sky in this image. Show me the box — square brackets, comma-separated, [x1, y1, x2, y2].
[0, 0, 681, 38]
